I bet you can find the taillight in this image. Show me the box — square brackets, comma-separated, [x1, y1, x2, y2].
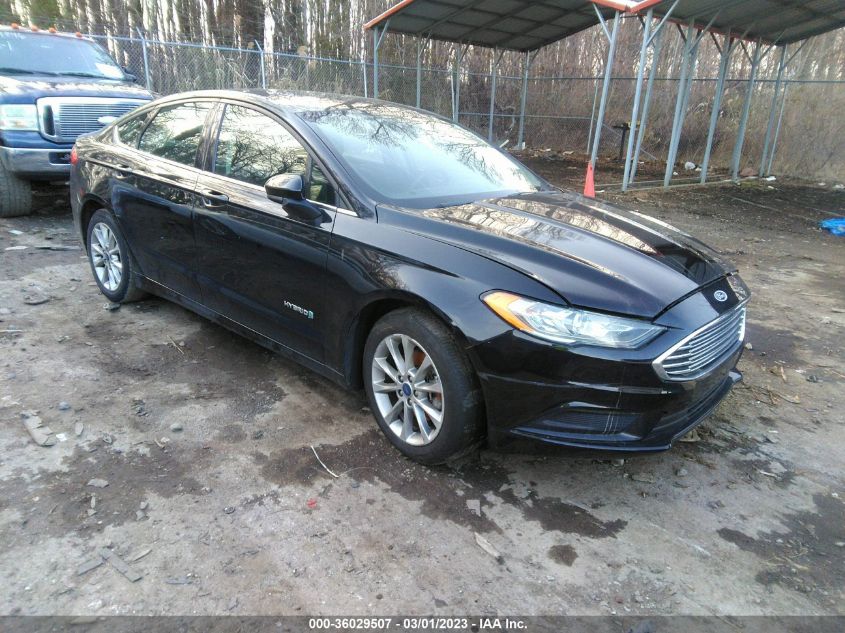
[70, 146, 78, 166]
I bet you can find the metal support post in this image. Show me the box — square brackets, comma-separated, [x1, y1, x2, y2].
[517, 50, 534, 148]
[765, 39, 807, 174]
[663, 22, 696, 187]
[662, 12, 720, 187]
[373, 28, 380, 99]
[622, 9, 653, 191]
[136, 27, 152, 92]
[416, 39, 423, 108]
[589, 7, 621, 169]
[372, 20, 389, 100]
[731, 40, 762, 180]
[760, 44, 787, 176]
[415, 37, 425, 108]
[630, 27, 664, 183]
[700, 34, 734, 184]
[766, 82, 789, 176]
[451, 47, 458, 121]
[488, 49, 505, 142]
[586, 80, 599, 154]
[452, 44, 468, 122]
[624, 0, 679, 187]
[451, 49, 457, 120]
[254, 40, 267, 89]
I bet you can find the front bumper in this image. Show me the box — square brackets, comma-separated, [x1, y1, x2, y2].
[486, 365, 742, 451]
[0, 146, 72, 179]
[471, 279, 748, 452]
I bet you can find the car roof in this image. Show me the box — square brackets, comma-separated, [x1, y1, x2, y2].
[150, 89, 426, 118]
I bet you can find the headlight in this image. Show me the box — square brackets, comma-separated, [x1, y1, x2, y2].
[0, 104, 39, 131]
[483, 291, 665, 349]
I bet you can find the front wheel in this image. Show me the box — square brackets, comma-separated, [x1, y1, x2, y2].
[0, 162, 32, 217]
[363, 308, 484, 464]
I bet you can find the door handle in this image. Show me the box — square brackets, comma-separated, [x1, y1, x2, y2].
[113, 163, 132, 179]
[152, 170, 183, 181]
[104, 162, 131, 174]
[200, 189, 229, 207]
[136, 169, 184, 182]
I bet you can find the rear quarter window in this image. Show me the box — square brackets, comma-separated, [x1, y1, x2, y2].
[115, 113, 149, 148]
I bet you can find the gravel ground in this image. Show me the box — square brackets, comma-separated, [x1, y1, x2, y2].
[0, 175, 843, 616]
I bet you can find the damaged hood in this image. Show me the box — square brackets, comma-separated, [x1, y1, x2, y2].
[381, 190, 736, 318]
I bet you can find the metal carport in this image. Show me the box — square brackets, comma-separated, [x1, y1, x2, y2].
[364, 0, 845, 194]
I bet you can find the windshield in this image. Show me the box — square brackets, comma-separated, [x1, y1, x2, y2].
[298, 102, 548, 208]
[0, 31, 125, 79]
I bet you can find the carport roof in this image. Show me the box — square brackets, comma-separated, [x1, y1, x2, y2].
[363, 0, 845, 50]
[646, 0, 845, 45]
[363, 0, 618, 52]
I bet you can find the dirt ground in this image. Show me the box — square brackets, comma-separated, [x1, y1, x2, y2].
[1, 170, 843, 617]
[512, 149, 732, 191]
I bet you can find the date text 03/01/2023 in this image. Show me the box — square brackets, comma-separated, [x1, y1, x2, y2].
[308, 617, 528, 631]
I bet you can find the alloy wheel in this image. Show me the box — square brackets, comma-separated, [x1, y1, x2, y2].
[371, 333, 444, 446]
[90, 222, 123, 292]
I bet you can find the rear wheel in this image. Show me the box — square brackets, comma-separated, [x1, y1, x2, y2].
[86, 209, 147, 303]
[363, 308, 484, 464]
[0, 162, 33, 217]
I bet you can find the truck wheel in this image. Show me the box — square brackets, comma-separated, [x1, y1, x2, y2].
[0, 162, 33, 218]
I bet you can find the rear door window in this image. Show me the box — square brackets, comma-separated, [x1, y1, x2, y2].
[138, 102, 213, 166]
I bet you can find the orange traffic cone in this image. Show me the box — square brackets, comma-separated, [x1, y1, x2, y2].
[583, 162, 596, 198]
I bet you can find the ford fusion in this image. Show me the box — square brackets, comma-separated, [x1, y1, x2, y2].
[70, 91, 749, 464]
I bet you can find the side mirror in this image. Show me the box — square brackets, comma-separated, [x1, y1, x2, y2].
[122, 67, 138, 83]
[265, 173, 305, 202]
[265, 173, 324, 224]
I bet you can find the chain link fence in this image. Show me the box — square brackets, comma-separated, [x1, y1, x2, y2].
[87, 31, 653, 157]
[84, 31, 844, 183]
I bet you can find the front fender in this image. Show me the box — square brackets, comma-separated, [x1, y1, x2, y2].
[325, 212, 561, 386]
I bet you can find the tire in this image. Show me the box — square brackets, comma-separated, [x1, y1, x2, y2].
[86, 209, 147, 303]
[363, 307, 484, 464]
[0, 161, 33, 217]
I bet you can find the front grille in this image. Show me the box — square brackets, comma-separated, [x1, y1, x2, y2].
[654, 304, 746, 381]
[37, 97, 147, 143]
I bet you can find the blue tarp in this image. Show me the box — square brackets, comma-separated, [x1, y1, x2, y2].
[820, 218, 845, 236]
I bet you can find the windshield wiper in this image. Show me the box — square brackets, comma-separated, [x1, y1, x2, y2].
[58, 71, 118, 79]
[434, 200, 475, 209]
[0, 67, 42, 74]
[0, 68, 94, 77]
[0, 67, 124, 79]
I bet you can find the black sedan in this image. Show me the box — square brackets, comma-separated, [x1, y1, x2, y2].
[70, 90, 749, 464]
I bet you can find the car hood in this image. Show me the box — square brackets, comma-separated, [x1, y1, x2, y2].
[381, 190, 737, 318]
[0, 74, 152, 102]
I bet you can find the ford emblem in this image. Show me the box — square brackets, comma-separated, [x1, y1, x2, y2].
[713, 290, 728, 302]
